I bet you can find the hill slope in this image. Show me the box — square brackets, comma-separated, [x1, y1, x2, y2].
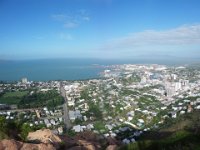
[121, 110, 200, 150]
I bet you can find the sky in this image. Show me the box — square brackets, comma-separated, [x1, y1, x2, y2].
[0, 0, 200, 60]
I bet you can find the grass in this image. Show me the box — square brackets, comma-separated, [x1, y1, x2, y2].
[18, 90, 64, 109]
[3, 91, 28, 97]
[0, 91, 28, 105]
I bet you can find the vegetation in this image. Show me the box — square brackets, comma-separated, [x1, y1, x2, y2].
[18, 90, 64, 109]
[86, 103, 103, 120]
[121, 110, 200, 150]
[94, 121, 106, 131]
[121, 131, 200, 150]
[80, 88, 90, 100]
[0, 116, 7, 131]
[20, 123, 34, 141]
[0, 115, 46, 141]
[120, 89, 139, 96]
[0, 90, 64, 109]
[66, 129, 76, 137]
[120, 74, 141, 85]
[0, 91, 28, 105]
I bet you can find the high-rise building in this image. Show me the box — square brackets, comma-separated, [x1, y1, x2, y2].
[175, 82, 182, 91]
[21, 78, 28, 84]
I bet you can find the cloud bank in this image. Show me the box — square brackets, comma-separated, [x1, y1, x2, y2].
[103, 24, 200, 50]
[91, 24, 200, 59]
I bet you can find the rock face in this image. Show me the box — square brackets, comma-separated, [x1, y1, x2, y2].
[0, 129, 62, 150]
[27, 129, 61, 144]
[60, 131, 104, 150]
[0, 130, 117, 150]
[106, 145, 118, 150]
[0, 139, 21, 150]
[0, 139, 56, 150]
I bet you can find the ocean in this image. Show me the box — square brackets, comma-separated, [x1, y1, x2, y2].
[0, 58, 197, 81]
[0, 59, 109, 81]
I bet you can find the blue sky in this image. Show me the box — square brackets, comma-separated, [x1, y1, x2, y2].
[0, 0, 200, 60]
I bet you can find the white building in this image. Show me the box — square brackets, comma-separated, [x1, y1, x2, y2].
[21, 78, 28, 84]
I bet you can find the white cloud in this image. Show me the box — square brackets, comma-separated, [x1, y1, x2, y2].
[64, 22, 78, 28]
[91, 24, 200, 59]
[82, 16, 90, 21]
[51, 14, 68, 21]
[51, 10, 90, 29]
[103, 24, 200, 50]
[78, 9, 90, 21]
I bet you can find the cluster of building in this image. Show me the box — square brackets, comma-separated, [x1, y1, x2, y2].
[0, 107, 64, 135]
[0, 78, 61, 94]
[61, 64, 200, 144]
[1, 64, 200, 144]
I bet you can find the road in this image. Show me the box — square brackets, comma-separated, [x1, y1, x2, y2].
[0, 108, 43, 113]
[60, 82, 71, 129]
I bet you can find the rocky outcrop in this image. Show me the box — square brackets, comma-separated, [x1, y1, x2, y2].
[59, 131, 105, 150]
[27, 129, 61, 144]
[0, 139, 21, 150]
[0, 129, 62, 150]
[106, 145, 118, 150]
[0, 129, 119, 150]
[0, 139, 56, 150]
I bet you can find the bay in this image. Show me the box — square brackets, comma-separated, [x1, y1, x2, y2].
[0, 58, 196, 81]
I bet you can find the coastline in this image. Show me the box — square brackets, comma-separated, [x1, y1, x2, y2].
[0, 58, 200, 82]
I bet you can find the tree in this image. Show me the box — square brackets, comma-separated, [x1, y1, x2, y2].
[20, 123, 33, 141]
[74, 118, 82, 124]
[0, 116, 7, 131]
[88, 104, 102, 120]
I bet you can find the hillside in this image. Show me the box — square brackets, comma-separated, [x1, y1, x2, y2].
[1, 110, 200, 150]
[121, 110, 200, 150]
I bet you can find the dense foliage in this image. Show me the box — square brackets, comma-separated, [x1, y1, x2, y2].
[0, 91, 28, 105]
[121, 110, 200, 150]
[0, 90, 64, 109]
[18, 90, 64, 109]
[0, 115, 47, 141]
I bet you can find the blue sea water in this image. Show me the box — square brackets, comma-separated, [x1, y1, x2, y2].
[0, 59, 108, 81]
[0, 58, 198, 81]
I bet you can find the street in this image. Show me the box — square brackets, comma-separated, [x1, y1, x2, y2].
[60, 82, 71, 129]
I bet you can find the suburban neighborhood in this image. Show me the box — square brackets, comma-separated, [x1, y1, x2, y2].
[1, 64, 200, 145]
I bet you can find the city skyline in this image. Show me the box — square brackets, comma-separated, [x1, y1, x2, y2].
[0, 0, 200, 60]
